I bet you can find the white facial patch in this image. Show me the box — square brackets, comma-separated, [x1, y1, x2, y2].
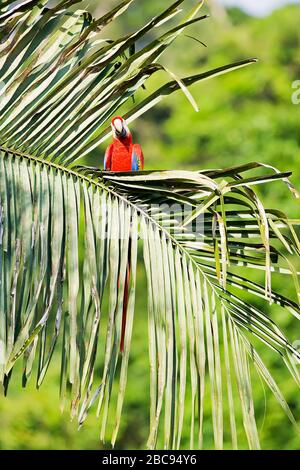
[113, 118, 123, 133]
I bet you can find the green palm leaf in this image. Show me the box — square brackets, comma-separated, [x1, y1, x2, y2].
[0, 0, 299, 450]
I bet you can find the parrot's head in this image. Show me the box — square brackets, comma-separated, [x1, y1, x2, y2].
[111, 116, 130, 140]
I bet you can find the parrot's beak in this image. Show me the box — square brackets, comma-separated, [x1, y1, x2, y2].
[112, 118, 127, 138]
[111, 117, 130, 139]
[114, 119, 123, 134]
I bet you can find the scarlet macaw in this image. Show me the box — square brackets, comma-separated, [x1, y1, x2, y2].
[104, 116, 144, 172]
[104, 116, 144, 353]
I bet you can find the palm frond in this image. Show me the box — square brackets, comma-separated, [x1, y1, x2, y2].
[1, 147, 300, 448]
[0, 0, 299, 450]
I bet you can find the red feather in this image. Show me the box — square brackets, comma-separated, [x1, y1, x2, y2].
[110, 134, 134, 171]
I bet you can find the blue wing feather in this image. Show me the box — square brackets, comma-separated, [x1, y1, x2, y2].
[131, 149, 139, 171]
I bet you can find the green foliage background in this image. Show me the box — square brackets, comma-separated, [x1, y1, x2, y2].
[1, 1, 300, 449]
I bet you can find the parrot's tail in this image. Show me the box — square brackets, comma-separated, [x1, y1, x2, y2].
[120, 242, 131, 354]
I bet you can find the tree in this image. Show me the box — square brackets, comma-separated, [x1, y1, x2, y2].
[0, 0, 299, 450]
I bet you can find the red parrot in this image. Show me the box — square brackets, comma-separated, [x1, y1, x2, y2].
[104, 116, 144, 353]
[104, 116, 144, 172]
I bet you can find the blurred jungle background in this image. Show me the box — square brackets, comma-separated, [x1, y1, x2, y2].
[1, 0, 300, 449]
